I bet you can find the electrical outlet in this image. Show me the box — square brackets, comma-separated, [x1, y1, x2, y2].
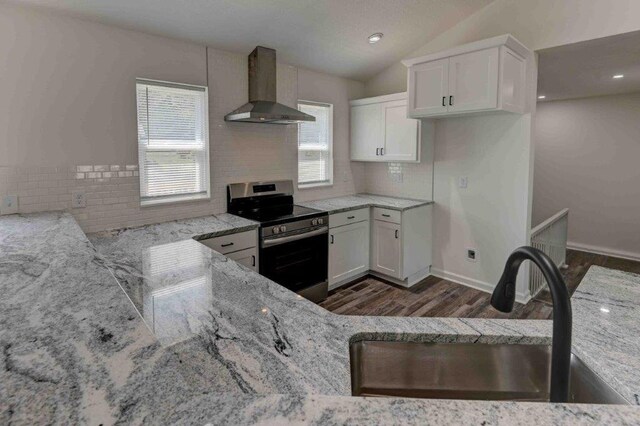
[458, 176, 468, 189]
[466, 248, 477, 262]
[1, 195, 19, 215]
[72, 191, 86, 208]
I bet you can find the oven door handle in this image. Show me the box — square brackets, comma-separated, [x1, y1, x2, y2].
[261, 226, 328, 248]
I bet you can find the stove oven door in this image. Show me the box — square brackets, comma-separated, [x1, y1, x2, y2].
[260, 229, 328, 301]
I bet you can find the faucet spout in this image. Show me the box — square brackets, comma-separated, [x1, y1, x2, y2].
[490, 246, 572, 403]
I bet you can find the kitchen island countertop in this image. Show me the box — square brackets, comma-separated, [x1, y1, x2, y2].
[1, 211, 639, 424]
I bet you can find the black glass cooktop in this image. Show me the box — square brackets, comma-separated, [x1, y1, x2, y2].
[235, 205, 325, 227]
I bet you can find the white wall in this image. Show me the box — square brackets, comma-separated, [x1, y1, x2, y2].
[0, 3, 365, 232]
[533, 93, 640, 261]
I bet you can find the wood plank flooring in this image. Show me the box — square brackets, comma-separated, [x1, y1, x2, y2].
[319, 249, 640, 320]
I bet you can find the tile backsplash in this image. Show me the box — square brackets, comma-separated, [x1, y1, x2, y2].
[0, 165, 218, 233]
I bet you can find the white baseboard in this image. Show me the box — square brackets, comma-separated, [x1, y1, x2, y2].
[567, 241, 640, 262]
[431, 268, 530, 305]
[369, 266, 431, 288]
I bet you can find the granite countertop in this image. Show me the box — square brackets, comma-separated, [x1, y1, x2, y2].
[298, 193, 433, 214]
[2, 211, 639, 424]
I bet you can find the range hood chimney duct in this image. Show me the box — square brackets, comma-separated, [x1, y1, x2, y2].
[224, 46, 316, 124]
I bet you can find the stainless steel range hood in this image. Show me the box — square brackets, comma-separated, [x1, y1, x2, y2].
[225, 46, 316, 124]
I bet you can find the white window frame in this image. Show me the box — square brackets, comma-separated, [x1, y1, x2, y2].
[297, 100, 334, 189]
[136, 78, 211, 207]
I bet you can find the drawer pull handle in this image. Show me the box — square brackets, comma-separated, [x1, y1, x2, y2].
[382, 214, 391, 218]
[330, 235, 334, 244]
[252, 255, 256, 267]
[221, 242, 234, 247]
[395, 230, 399, 239]
[347, 216, 355, 219]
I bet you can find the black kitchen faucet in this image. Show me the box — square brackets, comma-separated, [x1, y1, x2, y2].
[490, 246, 572, 403]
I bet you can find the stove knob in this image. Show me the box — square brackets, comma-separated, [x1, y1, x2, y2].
[272, 226, 280, 234]
[311, 218, 318, 226]
[280, 225, 287, 233]
[318, 218, 324, 225]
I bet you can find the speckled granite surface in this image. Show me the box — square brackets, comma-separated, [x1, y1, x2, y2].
[298, 193, 432, 213]
[2, 212, 639, 424]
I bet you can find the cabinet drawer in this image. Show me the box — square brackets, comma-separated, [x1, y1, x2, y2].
[199, 230, 256, 255]
[330, 208, 369, 229]
[373, 208, 401, 224]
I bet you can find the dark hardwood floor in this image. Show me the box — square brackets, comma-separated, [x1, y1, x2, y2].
[319, 249, 640, 320]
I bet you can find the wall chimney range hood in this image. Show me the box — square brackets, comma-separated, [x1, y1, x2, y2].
[225, 46, 315, 124]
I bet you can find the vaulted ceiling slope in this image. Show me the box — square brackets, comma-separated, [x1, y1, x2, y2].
[10, 0, 494, 81]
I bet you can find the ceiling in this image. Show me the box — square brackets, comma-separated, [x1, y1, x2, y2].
[537, 30, 640, 102]
[10, 0, 493, 81]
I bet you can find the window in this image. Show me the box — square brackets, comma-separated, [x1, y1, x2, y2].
[297, 101, 333, 188]
[136, 79, 210, 206]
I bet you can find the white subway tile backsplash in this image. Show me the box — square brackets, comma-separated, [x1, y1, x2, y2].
[77, 165, 93, 172]
[110, 165, 121, 172]
[94, 165, 109, 172]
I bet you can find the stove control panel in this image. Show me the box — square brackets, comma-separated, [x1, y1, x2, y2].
[261, 214, 329, 238]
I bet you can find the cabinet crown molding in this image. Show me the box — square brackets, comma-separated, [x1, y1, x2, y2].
[350, 92, 407, 106]
[402, 34, 530, 67]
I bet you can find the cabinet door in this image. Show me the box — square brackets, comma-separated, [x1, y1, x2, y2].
[350, 103, 382, 161]
[371, 220, 402, 279]
[407, 58, 449, 117]
[329, 221, 370, 287]
[448, 48, 499, 113]
[381, 100, 420, 162]
[226, 247, 258, 272]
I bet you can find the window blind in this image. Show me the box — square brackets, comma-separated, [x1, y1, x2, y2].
[297, 102, 333, 186]
[136, 80, 210, 205]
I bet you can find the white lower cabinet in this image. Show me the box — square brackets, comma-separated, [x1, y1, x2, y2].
[199, 230, 259, 272]
[371, 220, 402, 279]
[226, 247, 258, 272]
[371, 205, 432, 286]
[328, 210, 370, 289]
[328, 205, 432, 289]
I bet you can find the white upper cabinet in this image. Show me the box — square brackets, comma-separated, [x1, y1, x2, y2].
[408, 58, 449, 116]
[350, 102, 382, 161]
[403, 34, 530, 119]
[448, 48, 499, 113]
[382, 100, 420, 161]
[350, 93, 421, 162]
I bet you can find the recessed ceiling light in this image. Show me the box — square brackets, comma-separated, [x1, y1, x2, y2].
[613, 74, 624, 79]
[368, 33, 383, 44]
[538, 95, 546, 99]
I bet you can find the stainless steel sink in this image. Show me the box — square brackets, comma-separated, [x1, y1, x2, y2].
[350, 341, 628, 404]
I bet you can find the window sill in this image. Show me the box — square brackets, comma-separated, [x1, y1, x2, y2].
[140, 193, 210, 207]
[298, 182, 333, 190]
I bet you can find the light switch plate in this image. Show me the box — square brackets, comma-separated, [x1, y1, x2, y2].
[1, 195, 19, 215]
